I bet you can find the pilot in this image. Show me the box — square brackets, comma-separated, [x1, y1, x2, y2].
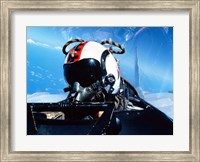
[62, 39, 124, 134]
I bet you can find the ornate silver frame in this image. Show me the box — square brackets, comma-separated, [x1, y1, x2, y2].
[1, 0, 199, 161]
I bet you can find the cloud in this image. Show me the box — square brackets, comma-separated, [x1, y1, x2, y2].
[30, 71, 35, 76]
[61, 30, 67, 40]
[54, 46, 62, 51]
[27, 39, 35, 44]
[61, 27, 74, 41]
[27, 39, 50, 48]
[27, 38, 63, 53]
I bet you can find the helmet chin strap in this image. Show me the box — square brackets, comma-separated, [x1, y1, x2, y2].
[65, 75, 115, 103]
[73, 82, 96, 102]
[64, 80, 103, 103]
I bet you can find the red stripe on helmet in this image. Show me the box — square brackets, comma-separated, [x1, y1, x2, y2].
[66, 42, 88, 64]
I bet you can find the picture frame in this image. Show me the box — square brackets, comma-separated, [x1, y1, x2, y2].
[0, 0, 199, 161]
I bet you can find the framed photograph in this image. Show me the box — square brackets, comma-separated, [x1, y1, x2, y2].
[27, 26, 174, 136]
[1, 0, 199, 161]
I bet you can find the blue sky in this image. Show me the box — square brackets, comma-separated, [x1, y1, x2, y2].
[27, 27, 173, 94]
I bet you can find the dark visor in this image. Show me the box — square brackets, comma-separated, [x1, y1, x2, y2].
[63, 58, 101, 87]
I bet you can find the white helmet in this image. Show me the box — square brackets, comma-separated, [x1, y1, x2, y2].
[63, 39, 125, 101]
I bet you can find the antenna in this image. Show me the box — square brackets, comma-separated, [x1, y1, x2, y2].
[134, 47, 144, 98]
[134, 47, 140, 87]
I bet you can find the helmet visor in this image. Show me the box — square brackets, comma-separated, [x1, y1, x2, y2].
[64, 58, 101, 87]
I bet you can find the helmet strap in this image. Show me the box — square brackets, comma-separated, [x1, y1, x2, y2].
[101, 50, 116, 95]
